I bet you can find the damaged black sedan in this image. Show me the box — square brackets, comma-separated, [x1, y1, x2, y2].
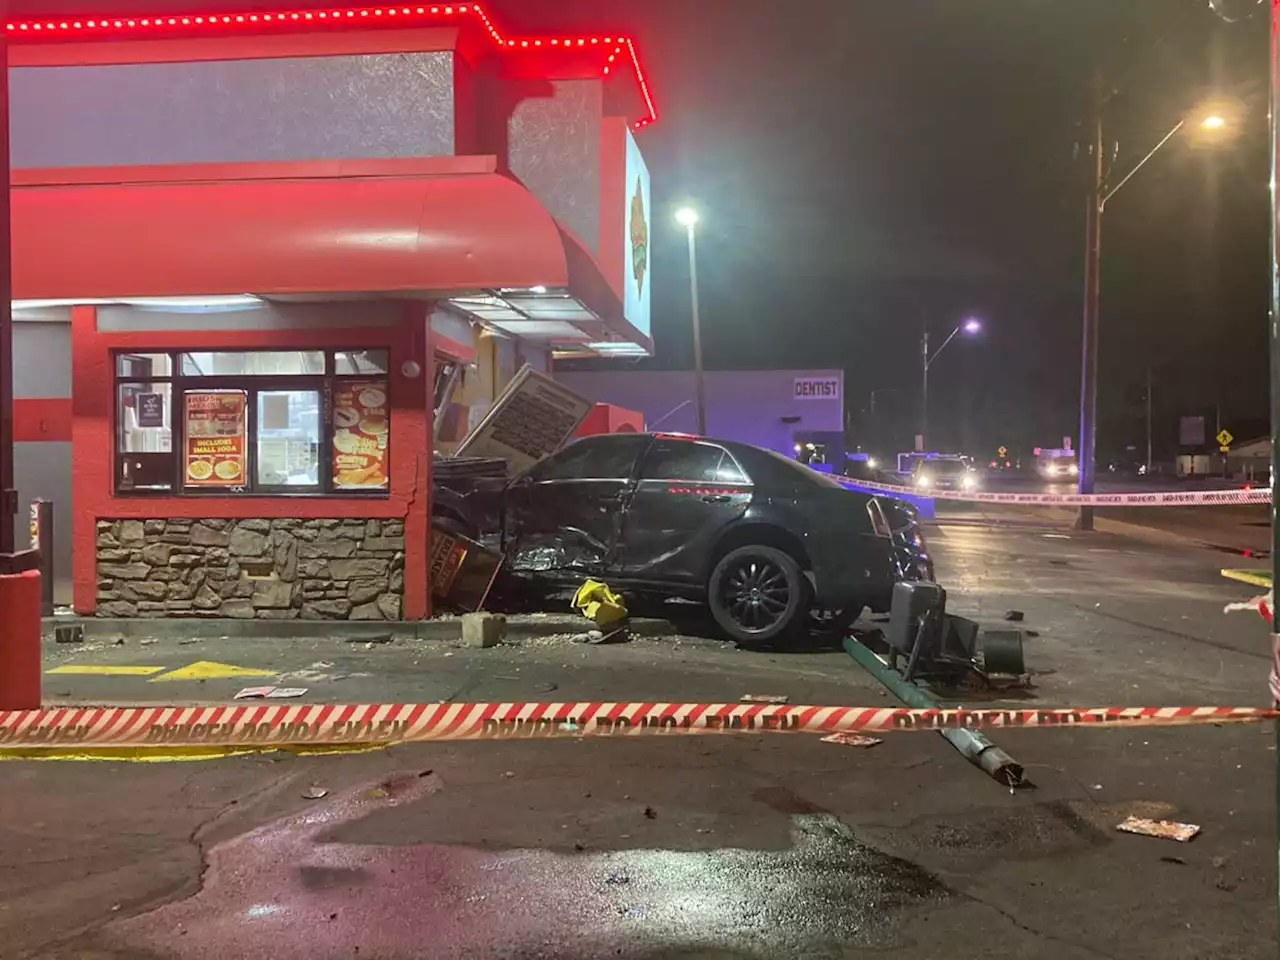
[440, 433, 930, 644]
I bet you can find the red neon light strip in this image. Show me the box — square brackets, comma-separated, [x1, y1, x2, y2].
[4, 3, 657, 128]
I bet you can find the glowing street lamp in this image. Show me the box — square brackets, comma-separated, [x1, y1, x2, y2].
[675, 207, 700, 228]
[920, 317, 983, 450]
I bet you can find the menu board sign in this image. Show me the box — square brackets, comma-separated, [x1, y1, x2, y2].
[333, 381, 390, 489]
[185, 391, 247, 487]
[455, 365, 594, 477]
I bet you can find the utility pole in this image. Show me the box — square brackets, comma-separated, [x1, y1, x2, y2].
[1076, 68, 1104, 531]
[920, 326, 929, 450]
[1268, 0, 1280, 936]
[1145, 366, 1152, 475]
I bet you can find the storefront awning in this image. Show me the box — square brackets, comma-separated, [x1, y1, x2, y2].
[12, 156, 649, 355]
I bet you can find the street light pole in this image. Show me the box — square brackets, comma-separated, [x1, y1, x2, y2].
[1076, 81, 1229, 530]
[920, 319, 981, 451]
[676, 208, 707, 436]
[1077, 69, 1104, 532]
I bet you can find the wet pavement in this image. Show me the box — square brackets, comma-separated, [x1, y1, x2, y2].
[101, 773, 945, 960]
[5, 516, 1277, 959]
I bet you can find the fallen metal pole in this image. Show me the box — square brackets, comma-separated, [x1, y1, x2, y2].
[843, 636, 1026, 788]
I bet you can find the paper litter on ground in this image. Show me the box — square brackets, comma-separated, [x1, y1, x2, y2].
[1115, 816, 1201, 842]
[821, 732, 883, 747]
[234, 685, 309, 700]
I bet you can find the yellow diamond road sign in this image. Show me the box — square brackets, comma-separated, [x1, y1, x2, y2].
[1216, 429, 1234, 447]
[148, 661, 277, 682]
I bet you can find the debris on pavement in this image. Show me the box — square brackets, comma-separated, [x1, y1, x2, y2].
[233, 686, 309, 700]
[346, 632, 394, 644]
[570, 579, 631, 644]
[462, 611, 506, 648]
[302, 785, 328, 800]
[644, 805, 657, 819]
[572, 579, 629, 629]
[1159, 856, 1187, 865]
[1003, 610, 1025, 622]
[741, 694, 789, 704]
[821, 732, 883, 747]
[54, 624, 84, 644]
[1116, 816, 1201, 842]
[1223, 592, 1272, 624]
[573, 625, 630, 644]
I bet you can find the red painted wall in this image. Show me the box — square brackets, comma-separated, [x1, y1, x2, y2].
[71, 304, 433, 619]
[14, 398, 72, 442]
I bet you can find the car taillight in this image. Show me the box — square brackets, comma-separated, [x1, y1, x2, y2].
[868, 500, 891, 538]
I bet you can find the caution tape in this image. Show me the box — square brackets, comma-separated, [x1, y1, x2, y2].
[841, 476, 1270, 508]
[0, 703, 1273, 749]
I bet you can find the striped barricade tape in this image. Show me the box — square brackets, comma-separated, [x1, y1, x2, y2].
[840, 476, 1271, 507]
[0, 703, 1273, 749]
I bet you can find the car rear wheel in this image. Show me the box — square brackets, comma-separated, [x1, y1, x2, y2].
[708, 545, 810, 644]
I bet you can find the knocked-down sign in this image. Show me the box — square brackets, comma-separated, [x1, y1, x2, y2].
[455, 364, 594, 477]
[429, 524, 502, 612]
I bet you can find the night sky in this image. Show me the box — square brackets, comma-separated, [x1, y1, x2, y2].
[20, 0, 1276, 458]
[531, 0, 1272, 459]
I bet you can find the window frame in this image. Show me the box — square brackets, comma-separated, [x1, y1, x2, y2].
[525, 435, 653, 484]
[112, 348, 392, 499]
[638, 438, 747, 484]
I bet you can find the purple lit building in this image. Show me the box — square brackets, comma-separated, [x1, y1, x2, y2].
[557, 369, 846, 461]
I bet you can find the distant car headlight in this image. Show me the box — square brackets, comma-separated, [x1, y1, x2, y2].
[915, 475, 931, 489]
[962, 475, 976, 490]
[1068, 464, 1078, 477]
[1044, 464, 1059, 477]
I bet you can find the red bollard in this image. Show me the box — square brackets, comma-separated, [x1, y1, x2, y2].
[0, 569, 41, 710]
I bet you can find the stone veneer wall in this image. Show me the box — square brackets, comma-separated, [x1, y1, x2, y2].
[95, 518, 406, 620]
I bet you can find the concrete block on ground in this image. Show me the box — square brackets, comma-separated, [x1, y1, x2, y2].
[462, 612, 506, 648]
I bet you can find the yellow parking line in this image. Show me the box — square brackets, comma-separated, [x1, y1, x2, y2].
[148, 661, 276, 682]
[46, 665, 166, 676]
[1221, 569, 1272, 589]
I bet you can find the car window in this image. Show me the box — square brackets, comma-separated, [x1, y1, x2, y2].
[527, 436, 648, 482]
[749, 447, 844, 489]
[640, 439, 744, 482]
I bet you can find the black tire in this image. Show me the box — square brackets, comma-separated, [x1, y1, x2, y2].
[707, 544, 811, 644]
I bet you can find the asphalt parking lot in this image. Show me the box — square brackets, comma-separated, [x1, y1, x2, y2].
[4, 514, 1276, 959]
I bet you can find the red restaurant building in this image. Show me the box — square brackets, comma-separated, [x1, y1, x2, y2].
[7, 4, 656, 621]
